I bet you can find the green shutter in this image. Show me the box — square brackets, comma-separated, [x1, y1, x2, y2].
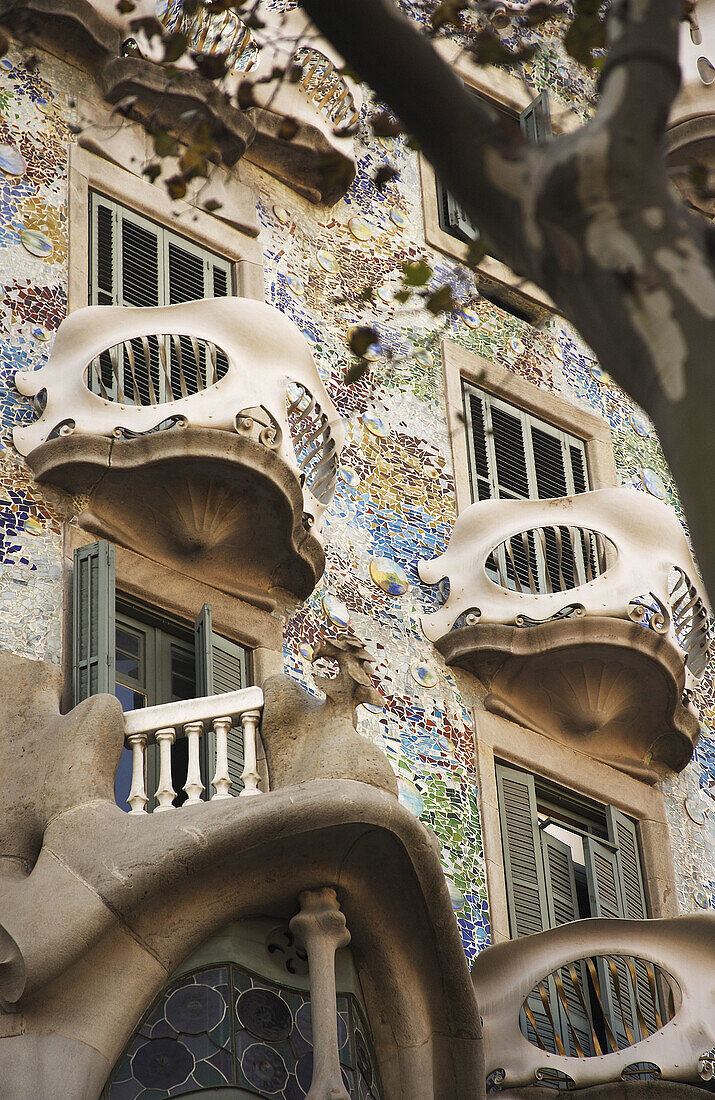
[607, 809, 661, 1036]
[195, 604, 248, 796]
[584, 836, 640, 1049]
[73, 541, 115, 704]
[541, 833, 595, 1057]
[496, 764, 561, 1053]
[519, 91, 552, 144]
[438, 181, 479, 243]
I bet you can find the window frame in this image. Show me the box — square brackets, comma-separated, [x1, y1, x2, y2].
[420, 45, 579, 318]
[472, 707, 678, 949]
[442, 340, 618, 517]
[68, 142, 265, 315]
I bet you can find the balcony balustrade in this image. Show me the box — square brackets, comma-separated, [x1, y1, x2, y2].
[418, 488, 712, 778]
[14, 298, 344, 603]
[121, 685, 264, 813]
[472, 914, 715, 1093]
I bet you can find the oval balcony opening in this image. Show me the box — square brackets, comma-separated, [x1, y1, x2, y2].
[522, 952, 678, 1060]
[84, 333, 230, 408]
[486, 524, 617, 595]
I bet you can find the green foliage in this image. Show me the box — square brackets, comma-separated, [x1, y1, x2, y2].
[469, 28, 536, 67]
[401, 259, 433, 287]
[563, 0, 606, 68]
[425, 284, 459, 314]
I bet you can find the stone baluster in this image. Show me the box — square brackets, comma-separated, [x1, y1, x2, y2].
[211, 716, 232, 800]
[154, 727, 176, 811]
[183, 720, 204, 805]
[126, 733, 148, 814]
[290, 888, 351, 1100]
[239, 709, 262, 796]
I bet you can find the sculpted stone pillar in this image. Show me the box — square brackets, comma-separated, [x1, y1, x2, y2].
[290, 888, 351, 1100]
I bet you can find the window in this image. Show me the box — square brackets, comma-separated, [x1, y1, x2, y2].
[88, 192, 233, 404]
[89, 192, 233, 308]
[495, 762, 661, 1058]
[464, 383, 592, 589]
[73, 541, 249, 809]
[463, 383, 589, 504]
[436, 91, 551, 245]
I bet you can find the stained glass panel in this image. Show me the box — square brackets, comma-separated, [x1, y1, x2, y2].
[104, 964, 383, 1100]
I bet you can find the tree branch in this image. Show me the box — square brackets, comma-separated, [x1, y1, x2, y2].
[302, 0, 715, 597]
[301, 0, 532, 268]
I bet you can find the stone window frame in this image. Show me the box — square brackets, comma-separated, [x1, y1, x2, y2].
[420, 47, 581, 318]
[474, 708, 679, 947]
[441, 338, 618, 516]
[62, 527, 284, 714]
[68, 138, 265, 315]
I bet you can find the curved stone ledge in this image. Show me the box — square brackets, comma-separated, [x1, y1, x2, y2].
[499, 1083, 715, 1099]
[101, 56, 255, 168]
[26, 427, 326, 605]
[2, 783, 482, 1100]
[437, 617, 699, 779]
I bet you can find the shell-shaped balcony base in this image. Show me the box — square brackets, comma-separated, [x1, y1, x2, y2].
[437, 618, 699, 782]
[26, 427, 325, 606]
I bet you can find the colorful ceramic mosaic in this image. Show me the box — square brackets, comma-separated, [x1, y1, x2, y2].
[0, 19, 712, 976]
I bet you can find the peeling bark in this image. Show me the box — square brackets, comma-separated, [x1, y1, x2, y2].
[302, 0, 715, 598]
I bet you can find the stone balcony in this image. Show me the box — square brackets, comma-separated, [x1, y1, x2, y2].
[418, 488, 712, 781]
[666, 0, 715, 217]
[3, 0, 360, 203]
[13, 297, 345, 604]
[473, 913, 715, 1096]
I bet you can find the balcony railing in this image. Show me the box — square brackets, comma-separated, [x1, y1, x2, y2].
[418, 487, 712, 688]
[13, 298, 344, 525]
[122, 685, 264, 813]
[473, 915, 715, 1092]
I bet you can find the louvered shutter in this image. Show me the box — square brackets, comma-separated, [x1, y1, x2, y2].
[195, 604, 248, 796]
[437, 180, 479, 243]
[542, 833, 595, 1057]
[464, 390, 492, 502]
[519, 91, 552, 145]
[496, 764, 561, 1052]
[73, 541, 115, 704]
[607, 809, 661, 1037]
[584, 836, 641, 1050]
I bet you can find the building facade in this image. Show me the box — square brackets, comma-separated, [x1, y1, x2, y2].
[0, 1, 713, 1097]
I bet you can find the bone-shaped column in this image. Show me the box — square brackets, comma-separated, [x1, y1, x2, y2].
[290, 888, 351, 1100]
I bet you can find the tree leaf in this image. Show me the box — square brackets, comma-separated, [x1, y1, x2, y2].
[115, 0, 135, 13]
[152, 129, 179, 157]
[401, 259, 432, 286]
[371, 110, 403, 138]
[469, 28, 536, 67]
[203, 199, 223, 212]
[278, 117, 299, 141]
[129, 15, 164, 37]
[425, 284, 459, 314]
[348, 326, 379, 357]
[163, 31, 188, 63]
[431, 0, 469, 31]
[143, 162, 162, 183]
[344, 359, 370, 384]
[236, 81, 256, 109]
[191, 50, 228, 79]
[394, 289, 411, 303]
[373, 165, 399, 191]
[165, 173, 188, 200]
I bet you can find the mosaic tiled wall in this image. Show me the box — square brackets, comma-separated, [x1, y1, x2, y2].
[0, 48, 80, 663]
[0, 21, 712, 969]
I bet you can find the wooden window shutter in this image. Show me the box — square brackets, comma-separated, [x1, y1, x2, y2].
[520, 91, 552, 144]
[541, 833, 595, 1057]
[90, 196, 117, 307]
[73, 540, 116, 704]
[464, 389, 492, 502]
[195, 604, 248, 796]
[496, 764, 559, 1052]
[607, 809, 661, 1035]
[583, 835, 641, 1048]
[496, 764, 551, 937]
[119, 210, 161, 307]
[437, 180, 479, 243]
